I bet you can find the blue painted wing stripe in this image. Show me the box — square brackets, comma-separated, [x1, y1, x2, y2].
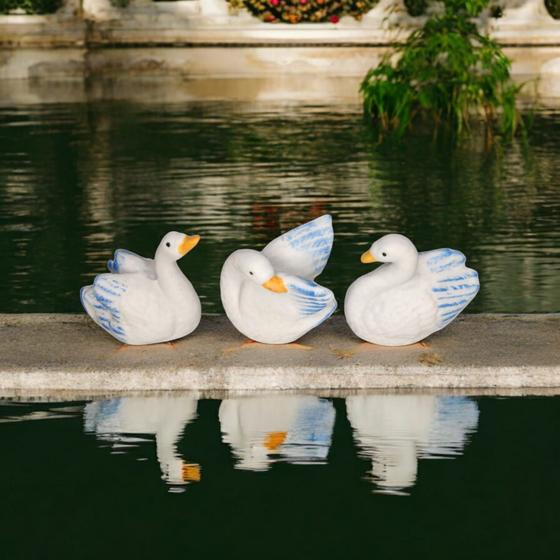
[290, 284, 319, 298]
[95, 282, 121, 298]
[287, 228, 331, 246]
[448, 283, 477, 291]
[108, 278, 127, 291]
[288, 280, 334, 316]
[439, 275, 472, 283]
[431, 258, 467, 273]
[429, 250, 478, 327]
[438, 299, 469, 309]
[314, 301, 337, 326]
[442, 310, 460, 317]
[93, 292, 121, 319]
[436, 290, 479, 300]
[98, 316, 126, 337]
[427, 248, 454, 261]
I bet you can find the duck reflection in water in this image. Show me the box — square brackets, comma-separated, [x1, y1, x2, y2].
[219, 395, 336, 471]
[84, 396, 200, 486]
[346, 395, 479, 494]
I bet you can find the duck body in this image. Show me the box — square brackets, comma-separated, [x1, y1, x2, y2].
[220, 215, 337, 344]
[345, 234, 479, 346]
[81, 232, 201, 345]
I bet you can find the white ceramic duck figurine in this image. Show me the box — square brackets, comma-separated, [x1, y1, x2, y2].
[344, 234, 479, 346]
[219, 395, 336, 471]
[80, 231, 201, 345]
[84, 396, 201, 485]
[220, 214, 337, 344]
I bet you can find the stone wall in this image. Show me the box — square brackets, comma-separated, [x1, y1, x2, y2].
[2, 0, 560, 98]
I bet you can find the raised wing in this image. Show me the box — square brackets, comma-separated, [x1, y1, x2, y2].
[262, 214, 333, 280]
[107, 249, 156, 280]
[285, 275, 337, 322]
[419, 248, 480, 328]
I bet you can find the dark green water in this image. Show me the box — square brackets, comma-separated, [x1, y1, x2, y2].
[1, 102, 559, 314]
[0, 394, 558, 559]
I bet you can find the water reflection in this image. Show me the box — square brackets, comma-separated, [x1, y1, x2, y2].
[84, 396, 201, 487]
[0, 402, 81, 424]
[347, 395, 479, 494]
[219, 395, 335, 470]
[0, 394, 479, 494]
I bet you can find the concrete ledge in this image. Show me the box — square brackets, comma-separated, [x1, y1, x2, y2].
[0, 314, 559, 392]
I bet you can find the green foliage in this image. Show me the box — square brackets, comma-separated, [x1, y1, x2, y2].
[0, 0, 61, 13]
[545, 0, 560, 19]
[229, 0, 378, 23]
[361, 0, 523, 139]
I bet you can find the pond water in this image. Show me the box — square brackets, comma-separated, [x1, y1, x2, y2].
[0, 393, 558, 558]
[0, 102, 559, 314]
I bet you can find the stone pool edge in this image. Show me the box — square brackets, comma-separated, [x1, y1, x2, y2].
[1, 313, 559, 394]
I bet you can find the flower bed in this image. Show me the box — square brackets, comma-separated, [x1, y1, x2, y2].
[229, 0, 379, 24]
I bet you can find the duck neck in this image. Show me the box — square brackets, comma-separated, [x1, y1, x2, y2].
[360, 251, 419, 292]
[383, 252, 419, 286]
[345, 250, 419, 334]
[155, 251, 189, 298]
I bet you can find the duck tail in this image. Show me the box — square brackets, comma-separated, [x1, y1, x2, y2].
[80, 285, 96, 319]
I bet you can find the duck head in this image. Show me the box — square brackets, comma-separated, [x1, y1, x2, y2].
[361, 234, 418, 265]
[156, 231, 200, 261]
[232, 250, 288, 293]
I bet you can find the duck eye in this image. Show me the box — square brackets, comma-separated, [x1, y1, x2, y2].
[382, 252, 387, 257]
[249, 271, 254, 276]
[166, 242, 171, 248]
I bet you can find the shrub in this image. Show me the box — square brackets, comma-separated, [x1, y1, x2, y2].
[361, 0, 523, 138]
[0, 0, 62, 13]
